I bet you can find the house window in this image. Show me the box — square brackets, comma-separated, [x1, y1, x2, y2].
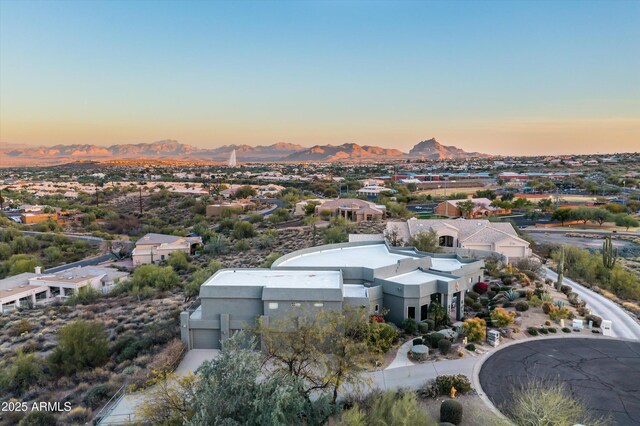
[438, 235, 454, 247]
[408, 306, 416, 319]
[374, 304, 379, 313]
[268, 303, 278, 310]
[314, 303, 324, 307]
[161, 255, 165, 261]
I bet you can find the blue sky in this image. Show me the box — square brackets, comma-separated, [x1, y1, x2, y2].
[1, 0, 638, 154]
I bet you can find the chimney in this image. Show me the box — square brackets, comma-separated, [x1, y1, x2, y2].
[35, 266, 42, 275]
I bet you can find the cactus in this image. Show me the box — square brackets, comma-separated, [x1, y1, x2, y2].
[553, 300, 565, 308]
[602, 236, 617, 270]
[555, 246, 564, 291]
[503, 289, 520, 301]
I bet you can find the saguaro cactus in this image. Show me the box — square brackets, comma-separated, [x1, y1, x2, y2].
[555, 246, 564, 291]
[602, 236, 617, 270]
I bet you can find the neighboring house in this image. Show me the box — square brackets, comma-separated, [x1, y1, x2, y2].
[356, 185, 395, 198]
[434, 198, 511, 218]
[21, 212, 58, 224]
[0, 266, 129, 314]
[206, 200, 256, 217]
[386, 218, 532, 261]
[180, 241, 484, 349]
[315, 198, 386, 222]
[132, 233, 202, 266]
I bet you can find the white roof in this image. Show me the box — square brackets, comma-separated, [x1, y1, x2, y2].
[430, 258, 464, 272]
[203, 269, 342, 289]
[343, 284, 368, 298]
[277, 244, 418, 268]
[387, 270, 455, 284]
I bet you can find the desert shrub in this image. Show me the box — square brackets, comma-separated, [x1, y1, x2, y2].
[465, 344, 476, 351]
[526, 327, 538, 336]
[400, 318, 417, 334]
[515, 301, 529, 312]
[467, 291, 480, 301]
[490, 307, 515, 327]
[440, 400, 463, 425]
[84, 383, 114, 409]
[438, 339, 452, 355]
[253, 230, 277, 249]
[323, 226, 348, 244]
[505, 380, 610, 426]
[462, 318, 486, 342]
[502, 301, 513, 308]
[64, 407, 92, 424]
[542, 301, 553, 314]
[260, 252, 282, 268]
[48, 320, 108, 375]
[423, 319, 435, 331]
[538, 327, 549, 334]
[18, 411, 57, 426]
[487, 290, 497, 299]
[562, 327, 571, 333]
[577, 306, 590, 316]
[65, 285, 101, 306]
[560, 285, 572, 295]
[471, 302, 483, 311]
[234, 239, 250, 251]
[167, 251, 190, 271]
[585, 314, 603, 328]
[548, 327, 557, 333]
[413, 338, 423, 346]
[434, 375, 472, 395]
[417, 322, 430, 334]
[548, 306, 573, 321]
[231, 221, 255, 239]
[9, 319, 33, 336]
[368, 322, 399, 355]
[473, 282, 489, 294]
[131, 264, 180, 292]
[0, 351, 47, 394]
[528, 295, 543, 307]
[428, 332, 445, 348]
[464, 296, 475, 307]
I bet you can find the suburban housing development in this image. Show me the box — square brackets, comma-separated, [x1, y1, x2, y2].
[180, 241, 484, 349]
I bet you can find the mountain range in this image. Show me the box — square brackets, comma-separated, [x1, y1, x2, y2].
[0, 138, 489, 166]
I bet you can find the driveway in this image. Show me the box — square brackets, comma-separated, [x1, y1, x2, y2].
[544, 267, 640, 341]
[479, 338, 640, 425]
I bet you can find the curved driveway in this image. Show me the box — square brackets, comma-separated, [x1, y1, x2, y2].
[479, 338, 640, 425]
[544, 267, 640, 341]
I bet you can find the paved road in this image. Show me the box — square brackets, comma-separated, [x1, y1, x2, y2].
[526, 228, 638, 236]
[544, 266, 640, 341]
[479, 338, 640, 425]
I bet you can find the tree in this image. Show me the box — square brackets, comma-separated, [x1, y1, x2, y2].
[137, 371, 197, 425]
[538, 198, 554, 211]
[131, 264, 180, 292]
[48, 320, 108, 375]
[168, 251, 190, 271]
[8, 255, 41, 276]
[457, 200, 476, 218]
[408, 229, 441, 253]
[188, 333, 334, 426]
[506, 380, 609, 426]
[615, 214, 639, 231]
[232, 221, 256, 239]
[551, 208, 572, 225]
[323, 226, 348, 244]
[475, 189, 496, 200]
[256, 306, 371, 404]
[338, 390, 435, 426]
[384, 227, 404, 247]
[590, 208, 613, 227]
[234, 185, 257, 199]
[184, 260, 223, 301]
[571, 207, 594, 225]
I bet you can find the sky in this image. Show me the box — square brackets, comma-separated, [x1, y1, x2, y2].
[0, 0, 639, 156]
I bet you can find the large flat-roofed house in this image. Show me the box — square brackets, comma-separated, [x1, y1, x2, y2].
[181, 242, 484, 349]
[132, 233, 202, 266]
[386, 218, 531, 261]
[0, 266, 129, 314]
[315, 199, 386, 222]
[434, 198, 510, 218]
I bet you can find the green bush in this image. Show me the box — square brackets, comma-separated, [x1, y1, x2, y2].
[562, 327, 572, 333]
[434, 375, 472, 395]
[438, 339, 452, 355]
[368, 322, 399, 355]
[527, 327, 538, 336]
[429, 333, 445, 349]
[18, 411, 57, 426]
[417, 322, 429, 334]
[413, 338, 423, 346]
[538, 327, 549, 334]
[465, 344, 476, 351]
[467, 291, 480, 301]
[84, 383, 114, 409]
[515, 301, 529, 312]
[65, 285, 101, 306]
[401, 318, 417, 334]
[48, 320, 108, 375]
[423, 319, 435, 331]
[548, 327, 557, 333]
[440, 400, 463, 425]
